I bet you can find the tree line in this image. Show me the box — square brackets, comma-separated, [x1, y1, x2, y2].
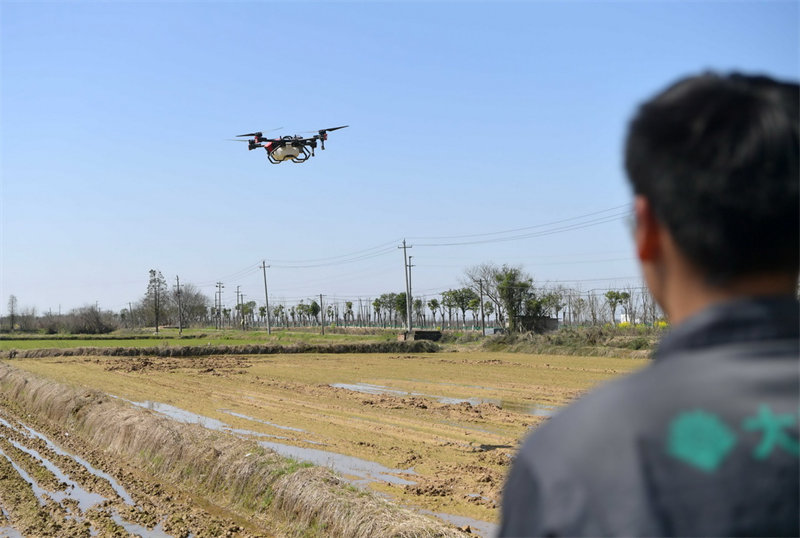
[3, 263, 664, 335]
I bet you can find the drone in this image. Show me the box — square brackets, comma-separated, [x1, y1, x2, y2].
[232, 125, 348, 164]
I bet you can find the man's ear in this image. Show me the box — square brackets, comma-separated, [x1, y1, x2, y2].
[634, 196, 662, 262]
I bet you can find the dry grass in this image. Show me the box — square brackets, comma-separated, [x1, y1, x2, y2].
[271, 467, 458, 537]
[0, 364, 461, 537]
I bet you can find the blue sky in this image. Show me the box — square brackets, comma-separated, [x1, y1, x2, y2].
[2, 0, 798, 314]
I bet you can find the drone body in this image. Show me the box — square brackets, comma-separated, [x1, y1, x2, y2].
[234, 126, 348, 164]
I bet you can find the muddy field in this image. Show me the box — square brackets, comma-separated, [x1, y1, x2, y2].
[0, 350, 647, 537]
[0, 396, 264, 537]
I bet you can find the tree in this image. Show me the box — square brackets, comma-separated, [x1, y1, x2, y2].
[427, 298, 440, 328]
[172, 283, 209, 326]
[144, 270, 168, 333]
[495, 265, 533, 332]
[308, 300, 321, 325]
[344, 301, 354, 327]
[452, 287, 480, 329]
[541, 288, 566, 321]
[483, 301, 495, 325]
[441, 290, 457, 329]
[377, 293, 397, 327]
[239, 300, 256, 329]
[273, 304, 286, 327]
[463, 263, 506, 327]
[372, 298, 382, 327]
[413, 298, 425, 327]
[7, 295, 17, 332]
[571, 297, 587, 325]
[587, 293, 601, 325]
[605, 290, 629, 325]
[394, 292, 407, 323]
[65, 305, 116, 334]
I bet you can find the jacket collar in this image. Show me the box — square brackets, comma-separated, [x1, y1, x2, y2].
[654, 295, 799, 360]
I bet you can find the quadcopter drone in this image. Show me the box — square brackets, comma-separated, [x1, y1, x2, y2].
[232, 125, 348, 164]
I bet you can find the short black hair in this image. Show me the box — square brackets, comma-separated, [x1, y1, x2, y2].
[625, 72, 799, 282]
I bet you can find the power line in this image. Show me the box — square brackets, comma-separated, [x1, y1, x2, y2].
[414, 211, 630, 247]
[410, 204, 629, 241]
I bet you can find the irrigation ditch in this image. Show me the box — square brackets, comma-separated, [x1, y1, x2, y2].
[0, 363, 464, 537]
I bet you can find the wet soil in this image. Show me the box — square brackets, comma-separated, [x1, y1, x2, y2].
[0, 399, 269, 537]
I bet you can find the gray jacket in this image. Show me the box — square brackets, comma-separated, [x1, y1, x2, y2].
[500, 296, 799, 537]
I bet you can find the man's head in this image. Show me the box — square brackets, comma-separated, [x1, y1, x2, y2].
[625, 72, 799, 318]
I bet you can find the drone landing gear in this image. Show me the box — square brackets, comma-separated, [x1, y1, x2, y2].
[291, 147, 312, 163]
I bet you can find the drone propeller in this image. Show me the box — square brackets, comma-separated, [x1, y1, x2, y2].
[236, 127, 284, 138]
[300, 125, 350, 135]
[317, 125, 348, 149]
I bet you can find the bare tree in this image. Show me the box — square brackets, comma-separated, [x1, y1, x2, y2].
[463, 263, 506, 327]
[587, 292, 601, 326]
[7, 295, 17, 331]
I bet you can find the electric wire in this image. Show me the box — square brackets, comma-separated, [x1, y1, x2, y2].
[409, 204, 630, 241]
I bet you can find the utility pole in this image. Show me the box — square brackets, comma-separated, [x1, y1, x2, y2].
[216, 282, 224, 329]
[261, 261, 271, 335]
[407, 255, 415, 330]
[175, 276, 183, 336]
[479, 279, 486, 337]
[154, 285, 159, 334]
[398, 239, 413, 332]
[236, 286, 241, 330]
[319, 293, 325, 335]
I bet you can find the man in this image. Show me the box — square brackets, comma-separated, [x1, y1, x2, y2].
[500, 73, 799, 536]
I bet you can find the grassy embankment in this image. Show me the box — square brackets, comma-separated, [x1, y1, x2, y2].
[0, 328, 397, 351]
[478, 325, 665, 357]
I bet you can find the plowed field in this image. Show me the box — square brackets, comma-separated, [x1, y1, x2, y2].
[1, 350, 647, 536]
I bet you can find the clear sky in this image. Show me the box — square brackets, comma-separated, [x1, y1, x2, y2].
[2, 0, 798, 314]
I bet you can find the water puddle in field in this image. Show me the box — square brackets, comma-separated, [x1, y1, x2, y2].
[114, 397, 418, 487]
[114, 397, 296, 442]
[0, 526, 23, 538]
[0, 505, 23, 538]
[255, 440, 417, 486]
[0, 447, 54, 507]
[13, 421, 134, 505]
[111, 513, 173, 538]
[0, 418, 174, 537]
[6, 439, 106, 511]
[331, 382, 558, 416]
[0, 409, 186, 537]
[111, 398, 510, 533]
[420, 509, 497, 538]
